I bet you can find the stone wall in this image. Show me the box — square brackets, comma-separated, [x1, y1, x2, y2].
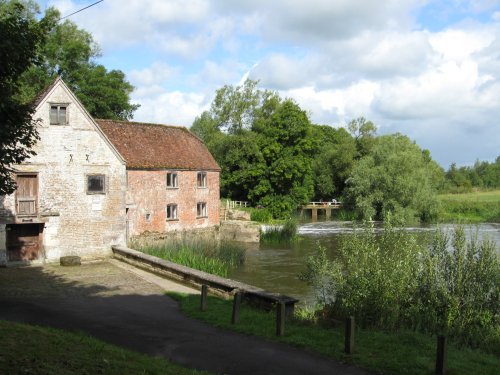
[0, 82, 126, 265]
[126, 169, 220, 236]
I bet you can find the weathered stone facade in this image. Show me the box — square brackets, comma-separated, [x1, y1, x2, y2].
[126, 170, 220, 237]
[0, 79, 126, 265]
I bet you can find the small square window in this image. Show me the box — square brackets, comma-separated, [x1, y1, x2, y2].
[197, 202, 207, 218]
[166, 172, 178, 188]
[167, 204, 178, 220]
[87, 174, 105, 194]
[50, 104, 68, 125]
[197, 171, 207, 188]
[145, 213, 151, 221]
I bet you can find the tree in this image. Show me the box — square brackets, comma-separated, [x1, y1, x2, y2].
[0, 1, 52, 194]
[311, 125, 356, 200]
[191, 82, 316, 218]
[16, 3, 138, 120]
[345, 133, 444, 223]
[347, 117, 377, 158]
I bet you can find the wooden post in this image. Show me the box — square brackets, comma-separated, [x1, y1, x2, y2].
[231, 291, 242, 324]
[200, 284, 208, 312]
[344, 316, 355, 354]
[435, 335, 446, 375]
[276, 301, 285, 336]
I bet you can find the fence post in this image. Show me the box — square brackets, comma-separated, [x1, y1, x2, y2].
[435, 335, 446, 375]
[231, 291, 242, 324]
[276, 301, 285, 336]
[200, 284, 208, 312]
[344, 316, 355, 354]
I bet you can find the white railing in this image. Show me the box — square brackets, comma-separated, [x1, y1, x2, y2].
[225, 200, 249, 209]
[307, 201, 342, 207]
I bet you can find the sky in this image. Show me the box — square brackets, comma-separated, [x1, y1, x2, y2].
[39, 0, 500, 168]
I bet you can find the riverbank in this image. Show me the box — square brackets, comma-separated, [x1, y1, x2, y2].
[171, 293, 499, 375]
[437, 190, 500, 223]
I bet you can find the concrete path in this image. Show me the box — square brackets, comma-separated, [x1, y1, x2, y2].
[0, 260, 370, 375]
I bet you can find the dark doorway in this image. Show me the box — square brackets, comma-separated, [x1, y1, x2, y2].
[6, 224, 44, 262]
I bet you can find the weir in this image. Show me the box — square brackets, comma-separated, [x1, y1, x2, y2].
[300, 202, 342, 220]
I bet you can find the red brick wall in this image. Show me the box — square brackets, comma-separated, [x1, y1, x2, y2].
[126, 170, 220, 236]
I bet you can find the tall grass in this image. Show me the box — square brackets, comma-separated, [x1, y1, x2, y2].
[131, 238, 245, 278]
[260, 219, 298, 243]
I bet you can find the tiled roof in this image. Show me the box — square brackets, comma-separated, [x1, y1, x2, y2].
[32, 77, 61, 108]
[96, 120, 220, 171]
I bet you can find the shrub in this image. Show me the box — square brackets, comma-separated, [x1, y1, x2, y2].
[300, 222, 500, 352]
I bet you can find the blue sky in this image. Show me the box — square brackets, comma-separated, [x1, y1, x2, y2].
[41, 0, 500, 168]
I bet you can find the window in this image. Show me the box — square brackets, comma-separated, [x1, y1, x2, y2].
[145, 213, 151, 221]
[197, 171, 207, 188]
[50, 104, 68, 125]
[166, 204, 178, 220]
[166, 172, 178, 188]
[86, 174, 105, 194]
[197, 202, 207, 218]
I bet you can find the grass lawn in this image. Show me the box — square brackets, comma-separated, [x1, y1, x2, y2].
[437, 190, 500, 223]
[0, 320, 208, 375]
[169, 293, 500, 375]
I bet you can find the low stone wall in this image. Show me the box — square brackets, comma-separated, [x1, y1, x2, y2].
[112, 245, 297, 313]
[219, 220, 260, 243]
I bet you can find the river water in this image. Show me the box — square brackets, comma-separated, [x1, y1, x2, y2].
[228, 221, 500, 305]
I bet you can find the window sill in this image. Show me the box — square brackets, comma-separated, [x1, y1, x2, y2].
[166, 187, 179, 190]
[196, 216, 208, 219]
[86, 192, 106, 195]
[197, 186, 208, 189]
[166, 218, 179, 222]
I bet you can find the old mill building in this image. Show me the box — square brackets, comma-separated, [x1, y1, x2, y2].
[0, 78, 220, 266]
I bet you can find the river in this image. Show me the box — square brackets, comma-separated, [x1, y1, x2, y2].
[228, 221, 500, 305]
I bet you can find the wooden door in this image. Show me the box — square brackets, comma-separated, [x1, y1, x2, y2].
[6, 224, 42, 262]
[16, 174, 38, 216]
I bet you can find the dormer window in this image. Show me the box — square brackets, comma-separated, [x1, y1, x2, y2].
[50, 104, 68, 125]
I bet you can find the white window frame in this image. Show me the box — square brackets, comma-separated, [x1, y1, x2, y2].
[197, 171, 207, 188]
[197, 202, 207, 218]
[166, 171, 178, 188]
[50, 103, 68, 125]
[86, 174, 106, 194]
[166, 204, 178, 220]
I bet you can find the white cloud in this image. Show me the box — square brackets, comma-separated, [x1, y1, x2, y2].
[128, 63, 179, 87]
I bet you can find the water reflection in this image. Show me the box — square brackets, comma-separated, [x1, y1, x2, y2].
[228, 221, 500, 305]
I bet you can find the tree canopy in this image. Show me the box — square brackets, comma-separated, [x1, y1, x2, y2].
[0, 0, 51, 194]
[15, 1, 139, 120]
[192, 80, 316, 218]
[345, 134, 443, 223]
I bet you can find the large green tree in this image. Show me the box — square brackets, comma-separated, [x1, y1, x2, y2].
[0, 0, 52, 194]
[192, 80, 316, 218]
[16, 2, 138, 120]
[345, 133, 444, 223]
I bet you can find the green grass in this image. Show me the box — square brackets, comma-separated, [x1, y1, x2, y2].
[438, 190, 500, 223]
[168, 293, 500, 375]
[260, 219, 298, 243]
[0, 320, 208, 375]
[131, 238, 245, 278]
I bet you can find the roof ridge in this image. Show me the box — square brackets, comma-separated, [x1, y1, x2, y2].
[95, 119, 189, 131]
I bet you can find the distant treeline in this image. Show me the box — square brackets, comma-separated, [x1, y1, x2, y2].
[443, 158, 500, 193]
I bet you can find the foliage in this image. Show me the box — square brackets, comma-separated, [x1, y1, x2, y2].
[0, 0, 52, 194]
[443, 157, 500, 193]
[131, 238, 245, 278]
[249, 207, 273, 222]
[311, 125, 357, 200]
[300, 223, 500, 352]
[192, 81, 316, 218]
[14, 1, 138, 120]
[0, 320, 209, 374]
[345, 133, 444, 223]
[416, 227, 499, 348]
[347, 117, 377, 158]
[260, 219, 298, 243]
[171, 293, 500, 375]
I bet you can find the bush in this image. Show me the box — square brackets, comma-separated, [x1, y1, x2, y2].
[300, 223, 500, 352]
[249, 207, 273, 222]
